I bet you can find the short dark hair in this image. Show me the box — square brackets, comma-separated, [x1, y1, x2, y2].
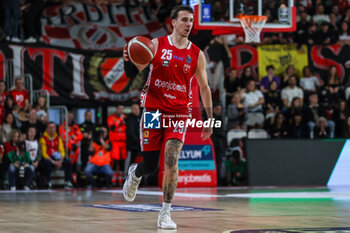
[266, 65, 275, 71]
[170, 5, 194, 20]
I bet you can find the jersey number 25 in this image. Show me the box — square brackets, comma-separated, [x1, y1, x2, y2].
[161, 49, 172, 60]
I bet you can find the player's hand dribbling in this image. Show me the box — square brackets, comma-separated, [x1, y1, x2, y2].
[123, 44, 130, 62]
[201, 126, 213, 140]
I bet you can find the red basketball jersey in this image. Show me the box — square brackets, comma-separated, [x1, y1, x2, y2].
[140, 35, 200, 113]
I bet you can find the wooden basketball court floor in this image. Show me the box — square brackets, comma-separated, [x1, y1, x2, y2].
[1, 186, 350, 233]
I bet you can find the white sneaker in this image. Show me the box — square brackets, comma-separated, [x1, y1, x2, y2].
[11, 37, 21, 43]
[48, 182, 52, 189]
[123, 164, 141, 202]
[24, 186, 30, 191]
[65, 181, 73, 189]
[157, 207, 177, 229]
[10, 186, 16, 191]
[5, 36, 10, 41]
[24, 37, 36, 43]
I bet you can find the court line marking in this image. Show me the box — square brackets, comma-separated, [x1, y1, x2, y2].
[99, 190, 350, 199]
[0, 190, 56, 193]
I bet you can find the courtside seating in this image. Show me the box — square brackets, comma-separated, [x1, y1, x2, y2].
[247, 129, 269, 139]
[227, 129, 247, 146]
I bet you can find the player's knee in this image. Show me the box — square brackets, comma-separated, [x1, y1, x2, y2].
[165, 152, 178, 167]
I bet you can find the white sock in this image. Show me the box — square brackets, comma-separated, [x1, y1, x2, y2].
[162, 202, 172, 211]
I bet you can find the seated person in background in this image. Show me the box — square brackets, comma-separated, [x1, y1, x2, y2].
[287, 111, 307, 138]
[280, 65, 296, 89]
[0, 144, 6, 189]
[264, 81, 282, 119]
[21, 109, 45, 140]
[324, 65, 341, 108]
[7, 141, 34, 191]
[285, 97, 303, 125]
[9, 78, 29, 111]
[338, 21, 350, 45]
[334, 100, 348, 138]
[304, 93, 335, 138]
[300, 66, 320, 101]
[243, 80, 265, 128]
[227, 92, 248, 130]
[2, 113, 16, 143]
[25, 127, 41, 171]
[39, 122, 73, 189]
[224, 68, 241, 108]
[240, 66, 255, 90]
[267, 113, 288, 138]
[225, 150, 246, 186]
[80, 110, 95, 171]
[314, 117, 330, 139]
[281, 75, 304, 111]
[260, 65, 279, 93]
[84, 126, 113, 188]
[34, 96, 48, 123]
[342, 116, 350, 138]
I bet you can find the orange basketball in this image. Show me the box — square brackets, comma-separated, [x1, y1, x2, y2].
[127, 36, 155, 65]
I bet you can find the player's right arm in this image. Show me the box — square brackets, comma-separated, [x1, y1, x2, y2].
[123, 38, 159, 77]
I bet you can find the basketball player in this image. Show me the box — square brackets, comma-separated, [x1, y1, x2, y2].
[122, 5, 213, 229]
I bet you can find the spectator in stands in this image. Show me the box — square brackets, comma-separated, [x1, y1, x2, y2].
[0, 80, 8, 107]
[243, 80, 265, 128]
[25, 126, 41, 172]
[9, 78, 30, 111]
[3, 0, 21, 42]
[240, 66, 255, 90]
[224, 68, 242, 108]
[267, 113, 287, 138]
[264, 81, 281, 120]
[281, 75, 304, 110]
[342, 116, 350, 138]
[260, 65, 279, 93]
[300, 66, 320, 102]
[39, 122, 73, 189]
[0, 143, 6, 189]
[84, 126, 113, 188]
[4, 95, 15, 114]
[34, 96, 48, 123]
[287, 110, 307, 138]
[313, 4, 330, 24]
[107, 105, 127, 186]
[296, 11, 311, 37]
[329, 13, 339, 32]
[23, 0, 46, 43]
[331, 5, 342, 23]
[2, 113, 16, 143]
[334, 100, 348, 138]
[150, 0, 170, 23]
[338, 21, 350, 45]
[59, 112, 83, 166]
[227, 92, 247, 130]
[297, 23, 317, 47]
[7, 141, 33, 191]
[211, 103, 225, 185]
[21, 109, 45, 139]
[125, 103, 140, 169]
[316, 22, 338, 45]
[304, 93, 335, 138]
[324, 65, 341, 108]
[207, 36, 232, 70]
[225, 150, 246, 186]
[314, 117, 330, 138]
[4, 129, 20, 156]
[342, 7, 350, 22]
[285, 97, 303, 125]
[280, 65, 296, 89]
[80, 110, 95, 171]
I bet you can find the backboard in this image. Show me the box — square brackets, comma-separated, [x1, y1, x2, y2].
[194, 0, 296, 33]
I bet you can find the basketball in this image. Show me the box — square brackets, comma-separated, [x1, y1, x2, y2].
[128, 36, 155, 65]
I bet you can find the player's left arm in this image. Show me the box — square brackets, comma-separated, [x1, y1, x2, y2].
[195, 51, 213, 140]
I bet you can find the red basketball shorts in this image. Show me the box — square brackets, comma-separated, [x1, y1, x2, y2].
[140, 108, 189, 151]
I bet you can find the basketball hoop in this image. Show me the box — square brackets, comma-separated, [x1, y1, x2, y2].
[237, 15, 268, 43]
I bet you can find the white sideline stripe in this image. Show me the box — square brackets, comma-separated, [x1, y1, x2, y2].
[225, 192, 350, 199]
[99, 190, 223, 198]
[0, 190, 56, 193]
[99, 190, 350, 199]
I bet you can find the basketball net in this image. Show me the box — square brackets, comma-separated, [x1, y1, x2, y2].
[238, 15, 268, 43]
